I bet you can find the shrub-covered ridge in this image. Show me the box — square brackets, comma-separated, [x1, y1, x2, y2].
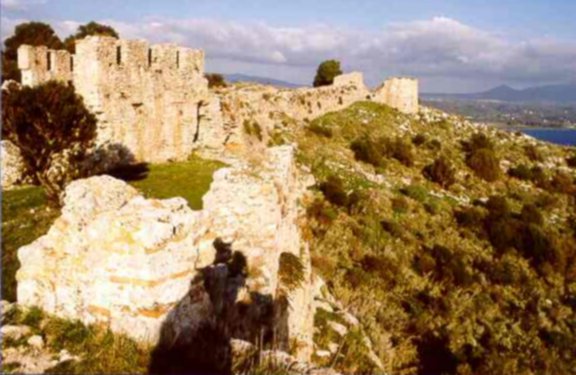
[296, 102, 576, 374]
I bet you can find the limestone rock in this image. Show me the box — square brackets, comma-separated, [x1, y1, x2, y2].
[16, 146, 314, 361]
[1, 324, 31, 340]
[27, 335, 44, 350]
[1, 140, 26, 190]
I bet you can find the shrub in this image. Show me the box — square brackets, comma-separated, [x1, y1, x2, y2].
[549, 171, 574, 194]
[454, 206, 485, 229]
[2, 81, 97, 205]
[508, 164, 533, 180]
[308, 122, 333, 138]
[379, 137, 414, 167]
[401, 184, 428, 203]
[423, 157, 456, 188]
[425, 139, 442, 151]
[350, 137, 383, 167]
[278, 252, 305, 293]
[319, 175, 348, 207]
[567, 154, 576, 168]
[391, 139, 415, 167]
[412, 133, 427, 146]
[524, 144, 544, 162]
[242, 120, 263, 141]
[464, 133, 493, 153]
[205, 73, 227, 88]
[521, 204, 544, 225]
[530, 166, 548, 188]
[313, 59, 342, 87]
[391, 196, 410, 214]
[467, 148, 500, 182]
[485, 196, 511, 220]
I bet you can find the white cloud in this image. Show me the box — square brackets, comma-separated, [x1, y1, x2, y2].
[1, 0, 47, 11]
[2, 15, 575, 90]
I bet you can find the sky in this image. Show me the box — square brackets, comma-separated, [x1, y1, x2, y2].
[2, 0, 575, 92]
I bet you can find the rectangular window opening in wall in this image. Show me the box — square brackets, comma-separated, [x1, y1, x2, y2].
[46, 51, 51, 71]
[148, 48, 152, 67]
[116, 46, 122, 65]
[176, 51, 180, 68]
[70, 56, 74, 72]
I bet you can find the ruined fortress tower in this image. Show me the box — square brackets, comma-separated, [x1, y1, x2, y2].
[17, 36, 419, 164]
[18, 36, 216, 163]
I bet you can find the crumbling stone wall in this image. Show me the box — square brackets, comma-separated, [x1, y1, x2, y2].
[373, 77, 419, 114]
[216, 72, 371, 151]
[18, 45, 73, 86]
[18, 36, 214, 163]
[16, 146, 314, 360]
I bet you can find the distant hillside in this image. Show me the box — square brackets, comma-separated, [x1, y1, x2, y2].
[223, 73, 304, 88]
[424, 83, 576, 104]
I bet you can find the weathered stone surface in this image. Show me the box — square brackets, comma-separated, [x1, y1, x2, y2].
[16, 146, 315, 361]
[374, 77, 419, 114]
[1, 324, 31, 340]
[1, 140, 26, 190]
[18, 37, 215, 164]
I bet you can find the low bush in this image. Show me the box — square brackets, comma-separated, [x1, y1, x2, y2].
[463, 133, 493, 153]
[391, 196, 410, 214]
[467, 148, 500, 182]
[242, 120, 263, 141]
[400, 184, 429, 203]
[508, 164, 533, 180]
[422, 157, 456, 188]
[425, 139, 442, 151]
[524, 144, 544, 162]
[521, 204, 544, 225]
[388, 138, 415, 167]
[307, 122, 333, 138]
[567, 154, 576, 168]
[319, 175, 348, 207]
[350, 137, 383, 167]
[412, 133, 428, 146]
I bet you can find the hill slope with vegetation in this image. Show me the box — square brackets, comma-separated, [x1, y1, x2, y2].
[287, 102, 576, 374]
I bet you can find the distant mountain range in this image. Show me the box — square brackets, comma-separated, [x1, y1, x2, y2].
[423, 83, 576, 104]
[222, 73, 304, 88]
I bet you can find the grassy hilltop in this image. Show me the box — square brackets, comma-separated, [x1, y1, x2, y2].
[291, 102, 576, 374]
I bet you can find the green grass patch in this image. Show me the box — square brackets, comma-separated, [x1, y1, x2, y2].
[128, 156, 225, 210]
[2, 186, 59, 302]
[4, 305, 150, 374]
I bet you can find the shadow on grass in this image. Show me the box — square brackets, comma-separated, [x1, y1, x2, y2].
[107, 162, 150, 182]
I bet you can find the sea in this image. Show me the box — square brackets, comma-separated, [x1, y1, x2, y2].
[510, 128, 576, 146]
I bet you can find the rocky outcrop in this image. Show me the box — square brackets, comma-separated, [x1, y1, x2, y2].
[1, 140, 26, 190]
[16, 146, 315, 362]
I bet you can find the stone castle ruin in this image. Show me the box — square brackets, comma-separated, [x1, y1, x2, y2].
[18, 37, 218, 163]
[17, 36, 418, 165]
[8, 36, 415, 369]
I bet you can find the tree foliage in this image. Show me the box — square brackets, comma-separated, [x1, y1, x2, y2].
[2, 22, 64, 82]
[313, 59, 342, 87]
[2, 81, 97, 204]
[205, 73, 227, 88]
[64, 21, 119, 53]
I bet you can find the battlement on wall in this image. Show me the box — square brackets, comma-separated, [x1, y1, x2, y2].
[18, 45, 73, 86]
[75, 36, 204, 76]
[18, 36, 205, 87]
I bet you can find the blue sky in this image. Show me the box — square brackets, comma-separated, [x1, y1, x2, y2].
[2, 0, 576, 91]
